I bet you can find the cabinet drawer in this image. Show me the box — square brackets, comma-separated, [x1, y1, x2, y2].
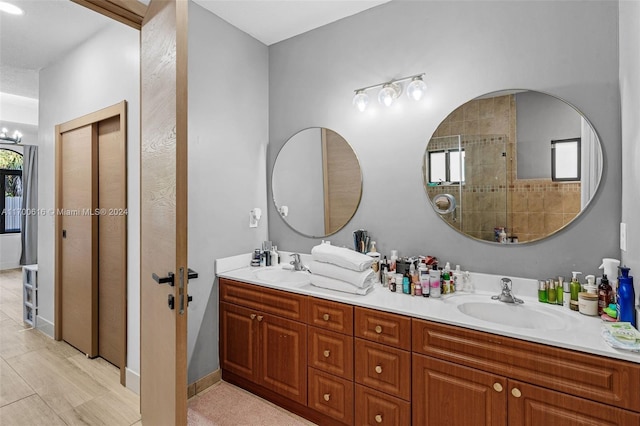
[308, 368, 354, 425]
[309, 327, 354, 380]
[219, 278, 306, 321]
[355, 384, 410, 426]
[355, 307, 411, 350]
[412, 318, 640, 413]
[355, 338, 411, 401]
[308, 298, 353, 335]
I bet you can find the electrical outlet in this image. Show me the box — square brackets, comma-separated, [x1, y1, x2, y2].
[620, 222, 627, 251]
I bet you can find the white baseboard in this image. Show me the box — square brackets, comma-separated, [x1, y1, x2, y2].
[36, 316, 54, 338]
[126, 368, 140, 395]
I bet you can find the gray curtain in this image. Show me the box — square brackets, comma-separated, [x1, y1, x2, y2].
[20, 145, 37, 265]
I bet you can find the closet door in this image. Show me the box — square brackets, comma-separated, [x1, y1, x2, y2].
[58, 124, 99, 357]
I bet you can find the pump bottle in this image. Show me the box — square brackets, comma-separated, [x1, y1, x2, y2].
[570, 272, 582, 311]
[617, 266, 636, 327]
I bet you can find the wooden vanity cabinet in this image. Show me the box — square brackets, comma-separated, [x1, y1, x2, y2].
[219, 279, 307, 405]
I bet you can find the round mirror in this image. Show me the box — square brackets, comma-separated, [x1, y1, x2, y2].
[423, 90, 602, 244]
[272, 127, 362, 238]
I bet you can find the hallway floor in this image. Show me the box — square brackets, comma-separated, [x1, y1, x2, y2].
[0, 268, 314, 425]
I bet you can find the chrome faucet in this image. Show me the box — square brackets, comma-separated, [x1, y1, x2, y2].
[492, 277, 524, 304]
[290, 253, 309, 272]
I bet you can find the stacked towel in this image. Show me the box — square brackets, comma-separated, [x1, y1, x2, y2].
[310, 244, 375, 295]
[311, 244, 373, 271]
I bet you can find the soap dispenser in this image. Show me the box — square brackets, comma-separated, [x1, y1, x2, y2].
[570, 272, 582, 311]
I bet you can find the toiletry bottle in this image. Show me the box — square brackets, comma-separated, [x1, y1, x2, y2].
[570, 271, 582, 302]
[598, 274, 612, 316]
[441, 269, 451, 294]
[500, 228, 507, 244]
[617, 266, 636, 327]
[415, 281, 422, 296]
[271, 245, 279, 265]
[548, 280, 557, 303]
[367, 242, 381, 283]
[419, 265, 430, 297]
[389, 250, 398, 272]
[453, 265, 463, 292]
[555, 280, 563, 306]
[429, 267, 441, 298]
[380, 264, 389, 288]
[561, 277, 571, 310]
[402, 275, 410, 295]
[584, 275, 597, 294]
[538, 281, 548, 303]
[390, 277, 396, 292]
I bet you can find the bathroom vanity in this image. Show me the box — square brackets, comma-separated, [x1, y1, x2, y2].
[217, 262, 640, 425]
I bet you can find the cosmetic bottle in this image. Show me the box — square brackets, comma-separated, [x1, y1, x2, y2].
[617, 266, 636, 327]
[538, 281, 548, 303]
[389, 250, 398, 272]
[598, 274, 612, 316]
[271, 245, 279, 265]
[441, 269, 451, 294]
[419, 265, 430, 297]
[561, 277, 571, 310]
[429, 267, 441, 298]
[570, 271, 582, 302]
[453, 265, 464, 292]
[402, 275, 410, 295]
[556, 280, 563, 306]
[548, 280, 557, 303]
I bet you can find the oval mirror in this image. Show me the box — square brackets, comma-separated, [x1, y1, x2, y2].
[423, 90, 603, 244]
[272, 127, 362, 238]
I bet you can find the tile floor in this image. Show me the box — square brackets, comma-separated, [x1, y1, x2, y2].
[0, 268, 314, 425]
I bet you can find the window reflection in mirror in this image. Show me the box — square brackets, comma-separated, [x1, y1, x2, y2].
[424, 90, 602, 244]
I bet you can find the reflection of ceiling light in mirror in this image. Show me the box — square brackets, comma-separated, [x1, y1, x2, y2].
[0, 127, 23, 144]
[352, 90, 369, 112]
[0, 2, 23, 15]
[407, 76, 427, 101]
[378, 83, 401, 107]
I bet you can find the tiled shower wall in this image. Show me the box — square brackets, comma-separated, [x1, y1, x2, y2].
[428, 94, 580, 243]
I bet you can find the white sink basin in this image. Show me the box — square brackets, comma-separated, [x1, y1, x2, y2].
[253, 268, 310, 285]
[445, 295, 576, 330]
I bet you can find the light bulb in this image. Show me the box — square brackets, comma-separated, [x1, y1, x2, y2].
[353, 90, 369, 112]
[407, 76, 427, 101]
[378, 83, 400, 107]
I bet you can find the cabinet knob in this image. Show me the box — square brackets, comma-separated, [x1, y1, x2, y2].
[511, 388, 522, 398]
[250, 313, 256, 320]
[374, 325, 383, 334]
[375, 365, 383, 374]
[375, 414, 383, 423]
[257, 315, 264, 322]
[493, 383, 503, 392]
[323, 393, 331, 402]
[323, 313, 330, 321]
[323, 350, 330, 358]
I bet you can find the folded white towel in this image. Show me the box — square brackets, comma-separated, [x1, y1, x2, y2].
[311, 244, 373, 272]
[310, 274, 374, 296]
[310, 261, 374, 288]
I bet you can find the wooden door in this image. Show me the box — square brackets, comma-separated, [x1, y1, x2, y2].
[140, 0, 189, 424]
[508, 380, 640, 426]
[97, 115, 127, 373]
[412, 354, 507, 426]
[220, 302, 258, 381]
[258, 314, 307, 405]
[58, 124, 99, 357]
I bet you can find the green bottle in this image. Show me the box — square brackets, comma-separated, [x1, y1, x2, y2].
[570, 271, 582, 301]
[556, 280, 564, 305]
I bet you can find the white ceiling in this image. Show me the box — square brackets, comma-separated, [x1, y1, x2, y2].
[193, 0, 390, 46]
[0, 0, 390, 98]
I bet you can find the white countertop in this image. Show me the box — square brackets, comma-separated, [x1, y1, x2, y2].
[215, 253, 640, 364]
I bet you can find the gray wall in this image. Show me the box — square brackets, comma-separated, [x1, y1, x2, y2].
[516, 91, 582, 179]
[268, 0, 621, 280]
[38, 23, 141, 379]
[619, 1, 640, 301]
[187, 2, 269, 383]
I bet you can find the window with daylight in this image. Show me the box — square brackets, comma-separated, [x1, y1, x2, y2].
[0, 148, 23, 233]
[551, 138, 581, 182]
[428, 149, 465, 184]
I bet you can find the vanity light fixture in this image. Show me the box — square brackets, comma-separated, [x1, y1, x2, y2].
[0, 128, 22, 144]
[352, 73, 426, 111]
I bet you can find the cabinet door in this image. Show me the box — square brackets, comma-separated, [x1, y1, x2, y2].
[308, 367, 354, 425]
[508, 380, 640, 426]
[355, 339, 410, 401]
[413, 354, 507, 426]
[259, 314, 307, 405]
[309, 326, 354, 380]
[220, 302, 258, 381]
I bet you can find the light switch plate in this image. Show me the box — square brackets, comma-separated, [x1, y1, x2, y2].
[620, 222, 627, 251]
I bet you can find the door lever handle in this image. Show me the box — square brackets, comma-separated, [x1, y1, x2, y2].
[152, 272, 175, 286]
[187, 269, 198, 280]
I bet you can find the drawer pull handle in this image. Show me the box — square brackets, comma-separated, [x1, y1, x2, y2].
[511, 388, 522, 398]
[323, 313, 330, 321]
[323, 350, 330, 358]
[375, 365, 383, 374]
[323, 393, 331, 402]
[257, 315, 264, 322]
[374, 325, 382, 334]
[375, 414, 383, 423]
[250, 314, 256, 320]
[493, 383, 503, 392]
